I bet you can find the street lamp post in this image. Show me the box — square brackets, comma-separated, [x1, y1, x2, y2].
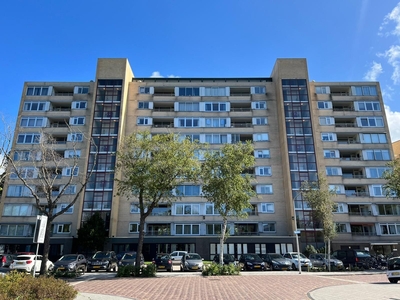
[292, 194, 301, 274]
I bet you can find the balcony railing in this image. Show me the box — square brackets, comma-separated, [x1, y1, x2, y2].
[152, 123, 174, 128]
[345, 191, 370, 197]
[235, 231, 259, 236]
[333, 107, 355, 111]
[230, 108, 251, 112]
[331, 92, 350, 96]
[145, 230, 171, 236]
[348, 211, 372, 216]
[342, 174, 366, 179]
[351, 231, 376, 236]
[153, 108, 174, 112]
[340, 157, 362, 161]
[337, 140, 360, 144]
[335, 123, 356, 128]
[230, 123, 252, 128]
[54, 92, 73, 96]
[50, 123, 68, 128]
[51, 107, 71, 112]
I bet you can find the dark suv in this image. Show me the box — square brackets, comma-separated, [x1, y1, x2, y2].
[332, 249, 372, 268]
[87, 251, 118, 272]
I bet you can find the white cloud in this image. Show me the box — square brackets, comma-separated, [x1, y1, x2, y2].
[380, 45, 400, 84]
[363, 61, 383, 81]
[379, 2, 400, 36]
[150, 71, 180, 78]
[385, 105, 400, 142]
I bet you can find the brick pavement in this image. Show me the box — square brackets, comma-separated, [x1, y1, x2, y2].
[72, 272, 398, 300]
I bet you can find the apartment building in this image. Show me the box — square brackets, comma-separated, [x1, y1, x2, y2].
[0, 58, 397, 260]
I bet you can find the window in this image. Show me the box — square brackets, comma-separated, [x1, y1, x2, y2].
[20, 117, 46, 127]
[204, 87, 227, 96]
[178, 102, 200, 111]
[371, 185, 384, 196]
[329, 185, 344, 194]
[17, 133, 41, 144]
[175, 186, 201, 196]
[255, 149, 270, 158]
[3, 204, 37, 216]
[253, 86, 266, 94]
[130, 204, 140, 213]
[179, 134, 200, 143]
[23, 101, 48, 111]
[178, 87, 200, 96]
[321, 133, 336, 141]
[175, 224, 200, 235]
[253, 101, 266, 109]
[64, 185, 77, 195]
[138, 102, 150, 109]
[76, 86, 89, 94]
[14, 151, 40, 161]
[361, 133, 387, 144]
[10, 167, 37, 179]
[319, 117, 334, 125]
[206, 224, 222, 235]
[205, 203, 219, 215]
[26, 86, 49, 96]
[137, 117, 151, 125]
[55, 204, 74, 214]
[205, 134, 228, 144]
[352, 86, 377, 96]
[378, 204, 400, 216]
[363, 150, 390, 160]
[64, 150, 81, 158]
[317, 101, 332, 109]
[254, 133, 269, 142]
[72, 101, 87, 109]
[6, 185, 33, 197]
[0, 224, 33, 237]
[257, 185, 273, 194]
[315, 86, 330, 94]
[63, 167, 79, 176]
[324, 150, 338, 158]
[205, 118, 227, 127]
[177, 118, 200, 127]
[70, 117, 85, 125]
[254, 118, 268, 125]
[204, 102, 227, 111]
[357, 101, 381, 111]
[139, 87, 150, 94]
[359, 117, 384, 127]
[175, 204, 200, 215]
[326, 167, 341, 176]
[380, 223, 400, 235]
[256, 167, 272, 176]
[366, 167, 389, 178]
[336, 223, 348, 233]
[262, 223, 276, 232]
[129, 223, 140, 233]
[68, 133, 83, 142]
[260, 203, 274, 213]
[53, 224, 71, 234]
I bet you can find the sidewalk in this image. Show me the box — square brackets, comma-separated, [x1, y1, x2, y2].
[76, 293, 134, 300]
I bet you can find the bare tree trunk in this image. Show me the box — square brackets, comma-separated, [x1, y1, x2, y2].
[219, 219, 228, 265]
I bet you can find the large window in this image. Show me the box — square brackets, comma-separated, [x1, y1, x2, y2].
[205, 118, 227, 127]
[179, 134, 200, 143]
[204, 87, 227, 96]
[137, 117, 151, 125]
[20, 117, 46, 127]
[256, 185, 273, 194]
[317, 101, 332, 109]
[178, 102, 199, 111]
[363, 150, 390, 160]
[321, 133, 336, 141]
[366, 167, 389, 178]
[206, 224, 222, 235]
[352, 86, 377, 96]
[6, 185, 33, 197]
[262, 223, 276, 232]
[204, 102, 227, 111]
[380, 223, 400, 235]
[254, 118, 268, 125]
[205, 203, 219, 215]
[138, 102, 150, 109]
[253, 86, 266, 94]
[175, 204, 200, 215]
[378, 204, 400, 216]
[139, 87, 151, 94]
[3, 204, 37, 216]
[253, 101, 267, 109]
[359, 117, 384, 127]
[17, 133, 41, 144]
[260, 203, 274, 213]
[64, 150, 81, 158]
[26, 86, 49, 96]
[255, 149, 270, 158]
[326, 167, 341, 176]
[319, 117, 334, 125]
[178, 87, 200, 96]
[356, 101, 381, 111]
[0, 224, 34, 237]
[315, 86, 330, 94]
[67, 133, 83, 142]
[254, 133, 269, 142]
[256, 166, 272, 176]
[323, 150, 339, 158]
[72, 101, 87, 109]
[75, 86, 89, 94]
[175, 186, 201, 196]
[177, 118, 200, 127]
[175, 224, 200, 235]
[361, 133, 387, 144]
[10, 167, 37, 179]
[23, 101, 48, 111]
[129, 223, 140, 233]
[14, 150, 40, 161]
[205, 134, 228, 144]
[70, 117, 85, 125]
[53, 223, 71, 234]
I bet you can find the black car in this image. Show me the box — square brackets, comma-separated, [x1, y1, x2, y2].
[238, 253, 266, 271]
[332, 249, 372, 269]
[53, 254, 87, 273]
[152, 253, 173, 272]
[212, 254, 236, 265]
[119, 252, 144, 267]
[260, 253, 292, 271]
[87, 251, 118, 272]
[0, 254, 17, 268]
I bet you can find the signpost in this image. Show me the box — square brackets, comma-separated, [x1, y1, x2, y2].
[32, 215, 47, 276]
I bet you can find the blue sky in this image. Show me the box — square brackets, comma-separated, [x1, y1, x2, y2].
[1, 1, 400, 140]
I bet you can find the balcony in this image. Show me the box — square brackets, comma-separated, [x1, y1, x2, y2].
[234, 223, 258, 235]
[231, 122, 252, 128]
[335, 123, 356, 128]
[146, 224, 171, 236]
[152, 122, 174, 128]
[150, 207, 171, 216]
[345, 191, 370, 197]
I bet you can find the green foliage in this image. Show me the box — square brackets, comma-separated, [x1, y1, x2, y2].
[202, 263, 241, 276]
[77, 212, 108, 252]
[116, 264, 156, 277]
[383, 158, 400, 198]
[303, 245, 317, 257]
[51, 269, 83, 279]
[0, 271, 77, 300]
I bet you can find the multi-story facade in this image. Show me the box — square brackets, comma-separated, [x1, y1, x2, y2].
[0, 58, 398, 261]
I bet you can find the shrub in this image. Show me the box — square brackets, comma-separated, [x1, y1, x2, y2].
[0, 271, 77, 300]
[303, 245, 317, 257]
[51, 269, 83, 279]
[202, 262, 241, 276]
[117, 264, 156, 277]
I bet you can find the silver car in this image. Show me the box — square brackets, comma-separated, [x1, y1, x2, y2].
[180, 253, 204, 271]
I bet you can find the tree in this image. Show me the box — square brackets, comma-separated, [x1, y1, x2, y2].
[77, 212, 108, 255]
[201, 142, 256, 265]
[382, 158, 400, 198]
[2, 129, 97, 275]
[301, 174, 336, 271]
[115, 131, 201, 268]
[0, 115, 14, 197]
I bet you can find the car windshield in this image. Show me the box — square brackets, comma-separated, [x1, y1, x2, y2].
[122, 253, 137, 260]
[58, 255, 77, 261]
[16, 256, 41, 261]
[187, 254, 201, 260]
[157, 255, 169, 259]
[224, 254, 234, 260]
[292, 253, 307, 259]
[356, 251, 371, 257]
[388, 257, 400, 270]
[270, 254, 284, 259]
[92, 252, 109, 259]
[244, 254, 261, 260]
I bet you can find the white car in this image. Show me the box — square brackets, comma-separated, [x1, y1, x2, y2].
[170, 251, 188, 261]
[387, 256, 400, 284]
[10, 255, 54, 274]
[283, 252, 312, 270]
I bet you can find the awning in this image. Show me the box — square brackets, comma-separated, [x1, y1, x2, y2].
[370, 242, 398, 246]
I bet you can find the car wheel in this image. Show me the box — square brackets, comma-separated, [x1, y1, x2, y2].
[389, 279, 398, 284]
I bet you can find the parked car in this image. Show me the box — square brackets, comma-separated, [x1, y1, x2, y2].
[387, 256, 400, 283]
[119, 252, 144, 267]
[152, 253, 173, 272]
[308, 253, 344, 270]
[238, 253, 266, 271]
[53, 254, 87, 273]
[180, 253, 204, 271]
[9, 255, 54, 274]
[331, 249, 372, 269]
[212, 254, 237, 265]
[170, 251, 188, 261]
[283, 252, 312, 270]
[0, 254, 17, 268]
[260, 253, 292, 271]
[87, 251, 118, 272]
